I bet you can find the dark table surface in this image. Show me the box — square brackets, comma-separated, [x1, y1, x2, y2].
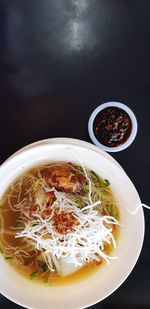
[0, 1, 150, 308]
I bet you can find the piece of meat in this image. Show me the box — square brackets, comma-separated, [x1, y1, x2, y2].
[42, 164, 85, 193]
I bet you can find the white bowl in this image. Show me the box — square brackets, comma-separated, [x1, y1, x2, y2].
[88, 102, 138, 152]
[0, 141, 144, 309]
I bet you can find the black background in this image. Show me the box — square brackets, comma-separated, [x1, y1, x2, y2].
[0, 1, 150, 308]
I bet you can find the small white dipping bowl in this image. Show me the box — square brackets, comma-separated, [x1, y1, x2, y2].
[0, 140, 144, 309]
[88, 102, 138, 152]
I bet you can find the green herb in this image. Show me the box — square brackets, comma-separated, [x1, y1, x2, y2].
[75, 198, 85, 208]
[30, 271, 39, 280]
[101, 192, 109, 202]
[75, 165, 83, 172]
[107, 205, 114, 214]
[0, 247, 3, 254]
[16, 222, 25, 228]
[76, 200, 81, 208]
[84, 184, 89, 192]
[99, 179, 110, 188]
[90, 171, 99, 181]
[43, 277, 48, 283]
[5, 256, 12, 260]
[115, 213, 120, 221]
[41, 263, 48, 271]
[99, 182, 105, 188]
[104, 179, 110, 186]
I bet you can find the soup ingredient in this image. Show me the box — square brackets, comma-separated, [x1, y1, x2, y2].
[30, 271, 39, 279]
[15, 194, 118, 273]
[0, 162, 119, 283]
[93, 107, 132, 147]
[43, 163, 85, 193]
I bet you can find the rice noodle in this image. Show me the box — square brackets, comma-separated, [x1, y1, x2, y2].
[16, 188, 119, 272]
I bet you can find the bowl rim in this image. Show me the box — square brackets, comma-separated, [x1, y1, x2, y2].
[2, 137, 124, 172]
[88, 101, 138, 152]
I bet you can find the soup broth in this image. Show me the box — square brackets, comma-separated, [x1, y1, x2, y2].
[0, 162, 119, 284]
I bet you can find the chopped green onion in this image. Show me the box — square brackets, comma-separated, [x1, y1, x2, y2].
[16, 222, 25, 228]
[5, 256, 12, 260]
[107, 205, 114, 214]
[30, 271, 39, 279]
[84, 184, 89, 192]
[115, 213, 120, 221]
[43, 277, 48, 283]
[41, 263, 48, 271]
[99, 179, 110, 188]
[104, 179, 110, 186]
[101, 192, 108, 202]
[75, 198, 85, 208]
[0, 247, 3, 254]
[90, 171, 99, 181]
[76, 201, 81, 208]
[75, 165, 83, 172]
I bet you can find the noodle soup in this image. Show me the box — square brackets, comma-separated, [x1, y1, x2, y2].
[0, 162, 119, 284]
